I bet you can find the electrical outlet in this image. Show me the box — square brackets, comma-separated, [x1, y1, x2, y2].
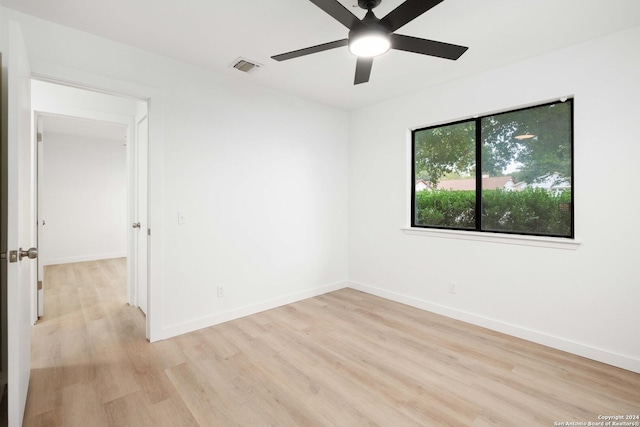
[449, 282, 457, 294]
[217, 285, 224, 298]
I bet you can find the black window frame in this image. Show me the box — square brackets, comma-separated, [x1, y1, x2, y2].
[411, 99, 574, 239]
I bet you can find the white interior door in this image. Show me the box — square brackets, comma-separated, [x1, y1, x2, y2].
[135, 115, 148, 315]
[3, 21, 36, 427]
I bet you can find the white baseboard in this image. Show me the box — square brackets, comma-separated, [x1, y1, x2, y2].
[348, 281, 640, 374]
[161, 281, 348, 340]
[43, 252, 127, 266]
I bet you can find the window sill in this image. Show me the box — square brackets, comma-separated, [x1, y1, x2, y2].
[401, 227, 581, 250]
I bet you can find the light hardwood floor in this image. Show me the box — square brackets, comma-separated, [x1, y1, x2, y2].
[23, 259, 640, 426]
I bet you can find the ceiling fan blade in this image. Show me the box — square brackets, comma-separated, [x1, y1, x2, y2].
[380, 0, 444, 32]
[308, 0, 363, 30]
[272, 39, 348, 61]
[354, 57, 373, 85]
[391, 34, 468, 60]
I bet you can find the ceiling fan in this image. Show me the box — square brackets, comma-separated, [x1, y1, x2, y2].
[271, 0, 469, 85]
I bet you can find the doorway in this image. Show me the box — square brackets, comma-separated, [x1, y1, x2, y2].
[2, 26, 163, 423]
[32, 80, 149, 332]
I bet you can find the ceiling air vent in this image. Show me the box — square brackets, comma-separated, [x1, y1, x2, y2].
[231, 57, 262, 73]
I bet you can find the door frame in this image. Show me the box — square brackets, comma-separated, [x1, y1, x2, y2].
[133, 113, 149, 315]
[36, 115, 44, 318]
[30, 70, 165, 342]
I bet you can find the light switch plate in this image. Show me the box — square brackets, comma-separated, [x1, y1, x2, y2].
[178, 211, 187, 225]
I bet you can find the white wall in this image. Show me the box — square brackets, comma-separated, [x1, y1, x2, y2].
[41, 132, 127, 264]
[348, 25, 640, 372]
[1, 8, 349, 338]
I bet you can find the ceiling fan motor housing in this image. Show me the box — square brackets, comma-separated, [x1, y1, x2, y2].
[358, 0, 382, 10]
[348, 17, 391, 44]
[348, 11, 391, 58]
[349, 8, 391, 44]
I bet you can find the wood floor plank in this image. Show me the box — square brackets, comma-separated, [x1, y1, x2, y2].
[104, 390, 156, 427]
[150, 395, 201, 427]
[59, 382, 111, 427]
[23, 259, 640, 426]
[148, 339, 189, 370]
[164, 362, 238, 426]
[121, 336, 178, 404]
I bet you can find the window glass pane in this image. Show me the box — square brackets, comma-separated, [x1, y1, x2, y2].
[480, 101, 572, 236]
[414, 121, 476, 229]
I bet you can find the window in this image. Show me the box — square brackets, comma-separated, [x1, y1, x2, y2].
[412, 99, 573, 238]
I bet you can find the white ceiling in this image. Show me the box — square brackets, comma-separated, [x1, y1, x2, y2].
[3, 0, 640, 110]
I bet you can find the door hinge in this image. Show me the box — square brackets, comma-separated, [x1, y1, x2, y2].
[148, 228, 151, 236]
[38, 280, 43, 290]
[37, 132, 43, 142]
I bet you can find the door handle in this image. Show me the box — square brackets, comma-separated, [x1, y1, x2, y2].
[19, 247, 38, 261]
[132, 222, 141, 229]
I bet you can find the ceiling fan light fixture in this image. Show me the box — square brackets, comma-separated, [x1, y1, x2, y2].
[348, 31, 391, 57]
[271, 0, 469, 85]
